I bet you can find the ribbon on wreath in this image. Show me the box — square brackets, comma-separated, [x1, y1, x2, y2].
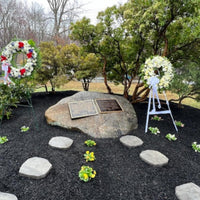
[2, 63, 12, 85]
[148, 76, 161, 111]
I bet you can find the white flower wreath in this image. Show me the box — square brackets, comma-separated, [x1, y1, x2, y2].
[141, 55, 174, 90]
[1, 40, 38, 78]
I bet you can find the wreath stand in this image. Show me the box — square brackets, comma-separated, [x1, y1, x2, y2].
[145, 77, 178, 133]
[0, 39, 39, 130]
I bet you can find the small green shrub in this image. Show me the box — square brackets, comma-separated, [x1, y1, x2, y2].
[165, 133, 177, 141]
[84, 140, 96, 147]
[0, 83, 33, 120]
[0, 136, 8, 144]
[148, 127, 160, 135]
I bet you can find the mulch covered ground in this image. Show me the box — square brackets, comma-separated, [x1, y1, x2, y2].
[0, 91, 200, 200]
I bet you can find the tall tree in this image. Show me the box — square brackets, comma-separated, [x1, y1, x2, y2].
[70, 17, 113, 94]
[35, 41, 65, 92]
[123, 0, 200, 102]
[74, 53, 101, 91]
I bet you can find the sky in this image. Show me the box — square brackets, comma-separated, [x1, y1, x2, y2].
[28, 0, 128, 24]
[79, 0, 127, 24]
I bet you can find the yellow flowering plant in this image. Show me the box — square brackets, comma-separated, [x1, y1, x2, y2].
[79, 165, 96, 182]
[84, 151, 96, 162]
[84, 140, 96, 147]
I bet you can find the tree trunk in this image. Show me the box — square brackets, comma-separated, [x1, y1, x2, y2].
[44, 84, 48, 93]
[102, 57, 112, 94]
[162, 35, 168, 57]
[132, 81, 150, 103]
[178, 96, 185, 108]
[123, 82, 129, 99]
[123, 75, 134, 99]
[49, 79, 55, 92]
[82, 79, 89, 91]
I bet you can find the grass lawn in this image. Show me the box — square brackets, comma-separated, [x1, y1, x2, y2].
[35, 81, 200, 109]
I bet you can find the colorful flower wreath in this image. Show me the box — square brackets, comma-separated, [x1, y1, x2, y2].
[141, 55, 174, 90]
[1, 40, 38, 78]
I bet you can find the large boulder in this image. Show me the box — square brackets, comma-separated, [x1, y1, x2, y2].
[45, 91, 138, 138]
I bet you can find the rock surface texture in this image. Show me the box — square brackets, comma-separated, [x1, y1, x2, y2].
[19, 157, 52, 179]
[45, 91, 138, 138]
[175, 182, 200, 200]
[120, 135, 143, 148]
[48, 136, 73, 149]
[140, 150, 169, 167]
[0, 192, 18, 200]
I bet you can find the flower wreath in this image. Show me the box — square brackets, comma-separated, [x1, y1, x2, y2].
[1, 40, 38, 78]
[141, 55, 174, 90]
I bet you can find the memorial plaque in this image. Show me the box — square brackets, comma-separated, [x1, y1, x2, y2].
[68, 100, 98, 119]
[95, 99, 123, 113]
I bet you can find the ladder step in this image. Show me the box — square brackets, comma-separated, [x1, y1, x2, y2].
[149, 110, 171, 115]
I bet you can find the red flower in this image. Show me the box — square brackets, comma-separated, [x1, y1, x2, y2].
[27, 52, 32, 58]
[8, 66, 11, 73]
[1, 55, 7, 62]
[20, 68, 26, 76]
[18, 42, 24, 48]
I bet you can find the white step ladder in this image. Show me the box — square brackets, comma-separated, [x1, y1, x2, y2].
[145, 77, 178, 133]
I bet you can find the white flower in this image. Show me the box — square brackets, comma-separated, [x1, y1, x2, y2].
[142, 55, 174, 91]
[1, 40, 38, 78]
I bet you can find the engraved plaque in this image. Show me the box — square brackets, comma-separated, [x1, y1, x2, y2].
[95, 99, 123, 113]
[68, 100, 98, 119]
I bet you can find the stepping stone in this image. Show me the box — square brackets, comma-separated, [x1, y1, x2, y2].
[19, 157, 52, 179]
[175, 182, 200, 200]
[120, 135, 143, 148]
[140, 150, 169, 167]
[0, 192, 18, 200]
[48, 136, 73, 149]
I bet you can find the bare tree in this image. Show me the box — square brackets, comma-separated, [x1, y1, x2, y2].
[47, 0, 81, 44]
[26, 2, 51, 43]
[0, 0, 18, 49]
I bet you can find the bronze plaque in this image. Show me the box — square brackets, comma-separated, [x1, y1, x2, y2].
[68, 100, 98, 119]
[95, 99, 123, 113]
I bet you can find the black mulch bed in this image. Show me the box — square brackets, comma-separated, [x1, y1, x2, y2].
[0, 91, 200, 200]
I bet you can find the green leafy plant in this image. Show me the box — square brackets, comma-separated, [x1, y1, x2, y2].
[151, 115, 163, 121]
[165, 133, 177, 141]
[175, 120, 184, 127]
[84, 140, 96, 147]
[20, 126, 29, 132]
[84, 151, 96, 162]
[148, 127, 160, 135]
[192, 142, 200, 153]
[0, 136, 8, 144]
[0, 83, 33, 121]
[79, 165, 96, 182]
